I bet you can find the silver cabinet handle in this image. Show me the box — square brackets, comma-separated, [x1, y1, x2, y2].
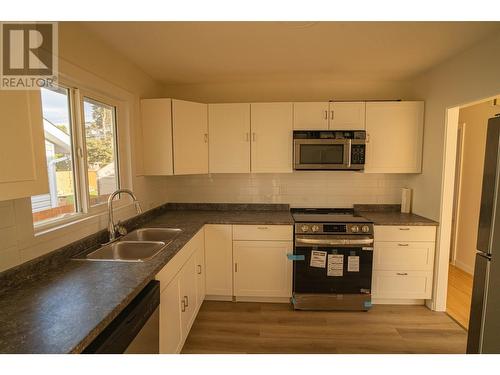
[252, 132, 256, 142]
[257, 226, 268, 230]
[330, 110, 334, 120]
[398, 243, 409, 247]
[184, 295, 189, 307]
[399, 227, 410, 231]
[204, 133, 208, 143]
[396, 272, 408, 276]
[181, 299, 186, 312]
[234, 263, 238, 272]
[324, 110, 328, 120]
[197, 265, 202, 274]
[366, 133, 370, 143]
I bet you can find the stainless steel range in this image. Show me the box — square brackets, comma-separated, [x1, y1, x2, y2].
[291, 208, 374, 311]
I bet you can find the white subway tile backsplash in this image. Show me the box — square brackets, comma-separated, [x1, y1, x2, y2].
[164, 172, 410, 207]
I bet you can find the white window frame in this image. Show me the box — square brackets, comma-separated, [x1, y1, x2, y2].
[33, 76, 131, 233]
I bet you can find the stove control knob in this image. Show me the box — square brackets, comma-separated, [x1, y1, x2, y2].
[361, 225, 370, 233]
[300, 224, 310, 232]
[351, 225, 360, 233]
[311, 225, 320, 233]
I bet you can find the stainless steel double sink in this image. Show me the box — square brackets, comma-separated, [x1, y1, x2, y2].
[84, 228, 182, 262]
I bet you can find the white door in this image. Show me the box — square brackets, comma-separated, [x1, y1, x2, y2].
[250, 103, 293, 173]
[204, 224, 233, 298]
[365, 101, 424, 173]
[0, 90, 48, 201]
[329, 102, 366, 130]
[208, 103, 251, 173]
[159, 276, 183, 354]
[293, 102, 329, 130]
[194, 242, 206, 307]
[140, 98, 173, 175]
[233, 240, 293, 298]
[179, 254, 198, 337]
[172, 99, 208, 175]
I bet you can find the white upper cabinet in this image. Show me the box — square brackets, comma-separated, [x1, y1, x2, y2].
[365, 101, 424, 173]
[0, 90, 48, 202]
[172, 99, 208, 175]
[250, 102, 293, 173]
[293, 102, 329, 130]
[140, 98, 173, 175]
[208, 103, 251, 173]
[329, 101, 366, 130]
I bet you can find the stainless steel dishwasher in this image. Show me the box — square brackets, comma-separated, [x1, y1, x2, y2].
[83, 280, 160, 354]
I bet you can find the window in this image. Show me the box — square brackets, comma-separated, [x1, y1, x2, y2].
[31, 85, 120, 227]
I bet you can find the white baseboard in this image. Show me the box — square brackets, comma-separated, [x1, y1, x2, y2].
[454, 260, 474, 275]
[205, 295, 233, 302]
[372, 298, 425, 305]
[235, 296, 291, 303]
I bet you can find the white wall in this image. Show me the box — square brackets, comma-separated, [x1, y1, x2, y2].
[406, 29, 500, 311]
[453, 99, 500, 275]
[0, 23, 169, 272]
[164, 172, 411, 207]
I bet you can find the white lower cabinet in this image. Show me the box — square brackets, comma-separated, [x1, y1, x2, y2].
[371, 225, 436, 303]
[233, 240, 292, 299]
[194, 242, 206, 307]
[159, 274, 182, 354]
[179, 254, 198, 337]
[204, 224, 233, 299]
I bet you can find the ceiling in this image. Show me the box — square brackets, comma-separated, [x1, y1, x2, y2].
[81, 21, 500, 85]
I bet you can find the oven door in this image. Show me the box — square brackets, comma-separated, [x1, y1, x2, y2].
[293, 236, 373, 294]
[294, 139, 351, 170]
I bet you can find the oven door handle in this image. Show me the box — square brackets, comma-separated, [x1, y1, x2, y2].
[295, 238, 374, 246]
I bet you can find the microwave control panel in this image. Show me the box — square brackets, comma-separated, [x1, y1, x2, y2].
[351, 144, 365, 164]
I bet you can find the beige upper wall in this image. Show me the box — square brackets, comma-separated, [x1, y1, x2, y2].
[163, 78, 415, 103]
[454, 100, 499, 274]
[407, 30, 500, 221]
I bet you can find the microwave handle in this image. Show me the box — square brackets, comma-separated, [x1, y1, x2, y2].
[347, 139, 352, 168]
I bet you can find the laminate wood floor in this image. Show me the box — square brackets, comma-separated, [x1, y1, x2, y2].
[182, 301, 467, 354]
[446, 263, 473, 329]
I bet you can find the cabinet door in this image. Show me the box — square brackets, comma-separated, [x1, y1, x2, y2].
[0, 90, 48, 201]
[172, 99, 208, 175]
[293, 102, 329, 130]
[365, 101, 424, 173]
[372, 270, 433, 299]
[329, 102, 366, 130]
[159, 276, 183, 354]
[208, 103, 251, 173]
[373, 241, 435, 271]
[179, 254, 198, 337]
[250, 103, 293, 173]
[233, 240, 293, 298]
[194, 237, 206, 307]
[140, 98, 173, 175]
[204, 224, 233, 297]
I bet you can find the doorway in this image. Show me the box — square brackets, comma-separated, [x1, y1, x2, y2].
[445, 98, 500, 329]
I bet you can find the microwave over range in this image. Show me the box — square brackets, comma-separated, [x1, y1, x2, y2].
[293, 130, 366, 171]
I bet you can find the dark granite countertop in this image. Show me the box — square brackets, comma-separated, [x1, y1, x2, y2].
[0, 204, 293, 354]
[354, 204, 439, 226]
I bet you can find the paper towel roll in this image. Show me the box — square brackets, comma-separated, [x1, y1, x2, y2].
[401, 188, 413, 213]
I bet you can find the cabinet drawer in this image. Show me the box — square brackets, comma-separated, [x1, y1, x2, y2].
[374, 225, 436, 242]
[232, 225, 292, 241]
[373, 241, 435, 271]
[372, 270, 433, 299]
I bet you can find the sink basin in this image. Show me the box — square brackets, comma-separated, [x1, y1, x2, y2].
[122, 227, 182, 244]
[85, 241, 166, 262]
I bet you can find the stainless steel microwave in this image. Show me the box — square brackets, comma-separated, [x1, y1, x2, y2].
[293, 130, 366, 170]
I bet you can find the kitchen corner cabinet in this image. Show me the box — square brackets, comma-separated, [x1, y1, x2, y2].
[365, 101, 424, 173]
[208, 103, 251, 173]
[172, 99, 209, 175]
[293, 101, 365, 131]
[0, 90, 48, 201]
[204, 224, 233, 299]
[251, 103, 293, 173]
[140, 98, 173, 175]
[372, 225, 436, 302]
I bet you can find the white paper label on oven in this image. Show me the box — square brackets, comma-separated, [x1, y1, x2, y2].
[310, 250, 327, 268]
[327, 254, 344, 277]
[347, 256, 360, 272]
